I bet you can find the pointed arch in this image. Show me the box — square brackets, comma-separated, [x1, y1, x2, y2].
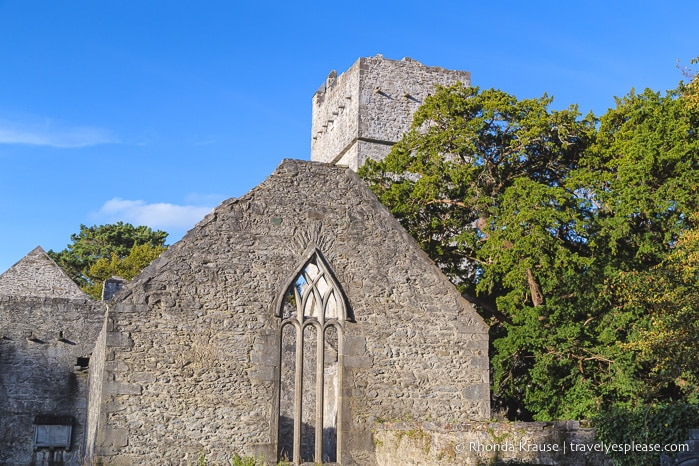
[274, 247, 352, 323]
[275, 248, 347, 464]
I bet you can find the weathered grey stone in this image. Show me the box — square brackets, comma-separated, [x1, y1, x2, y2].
[311, 55, 471, 171]
[0, 269, 104, 465]
[106, 382, 142, 396]
[103, 276, 128, 301]
[106, 332, 133, 348]
[375, 421, 614, 466]
[344, 355, 373, 368]
[101, 428, 128, 448]
[0, 246, 87, 299]
[462, 383, 489, 400]
[84, 160, 489, 465]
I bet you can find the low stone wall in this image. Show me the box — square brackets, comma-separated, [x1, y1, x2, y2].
[374, 421, 613, 465]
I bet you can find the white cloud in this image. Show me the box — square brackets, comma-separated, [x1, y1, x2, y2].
[97, 198, 214, 229]
[0, 120, 119, 148]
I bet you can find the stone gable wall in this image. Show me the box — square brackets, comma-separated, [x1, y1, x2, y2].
[311, 56, 471, 170]
[0, 246, 86, 299]
[0, 296, 105, 465]
[92, 160, 489, 465]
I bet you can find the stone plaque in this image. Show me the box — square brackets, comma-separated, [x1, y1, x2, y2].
[33, 417, 72, 450]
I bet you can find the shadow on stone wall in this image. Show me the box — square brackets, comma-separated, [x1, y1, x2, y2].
[278, 415, 337, 463]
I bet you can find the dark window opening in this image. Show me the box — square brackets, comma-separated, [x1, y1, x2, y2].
[75, 357, 89, 371]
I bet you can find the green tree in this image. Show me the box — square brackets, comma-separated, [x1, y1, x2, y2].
[49, 222, 168, 298]
[611, 219, 699, 404]
[359, 81, 699, 420]
[521, 86, 699, 418]
[359, 84, 598, 419]
[576, 87, 699, 271]
[82, 242, 168, 299]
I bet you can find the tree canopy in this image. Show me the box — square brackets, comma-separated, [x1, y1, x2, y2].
[359, 81, 699, 421]
[49, 222, 168, 299]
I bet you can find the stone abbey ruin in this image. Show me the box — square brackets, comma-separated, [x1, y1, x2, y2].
[1, 56, 617, 465]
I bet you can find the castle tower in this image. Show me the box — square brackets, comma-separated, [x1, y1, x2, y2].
[310, 55, 471, 171]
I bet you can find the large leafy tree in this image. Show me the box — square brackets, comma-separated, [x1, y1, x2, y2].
[49, 222, 168, 299]
[612, 219, 699, 404]
[360, 85, 595, 302]
[519, 86, 699, 418]
[359, 81, 699, 420]
[359, 84, 598, 419]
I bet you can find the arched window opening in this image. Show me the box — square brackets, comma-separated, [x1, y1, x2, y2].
[277, 250, 346, 464]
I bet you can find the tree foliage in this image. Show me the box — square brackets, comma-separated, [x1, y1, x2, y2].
[359, 82, 699, 421]
[49, 222, 168, 299]
[81, 242, 168, 299]
[607, 215, 699, 402]
[593, 403, 699, 466]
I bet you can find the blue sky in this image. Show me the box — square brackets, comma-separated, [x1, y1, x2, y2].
[1, 0, 697, 273]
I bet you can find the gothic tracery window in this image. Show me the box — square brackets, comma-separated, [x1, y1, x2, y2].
[277, 250, 346, 464]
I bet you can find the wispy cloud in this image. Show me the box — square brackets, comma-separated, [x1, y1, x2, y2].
[96, 198, 214, 229]
[0, 119, 119, 148]
[192, 139, 216, 146]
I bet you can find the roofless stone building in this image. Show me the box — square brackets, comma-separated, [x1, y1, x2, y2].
[0, 247, 104, 465]
[0, 161, 489, 465]
[0, 56, 492, 465]
[87, 160, 489, 464]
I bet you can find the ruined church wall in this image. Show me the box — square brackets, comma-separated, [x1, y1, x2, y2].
[374, 421, 613, 466]
[93, 255, 280, 465]
[0, 296, 105, 465]
[94, 160, 488, 465]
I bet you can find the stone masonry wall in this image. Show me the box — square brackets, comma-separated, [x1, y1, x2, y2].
[0, 296, 105, 465]
[374, 421, 613, 466]
[0, 246, 86, 299]
[92, 160, 489, 465]
[311, 62, 361, 166]
[311, 55, 471, 170]
[85, 315, 108, 460]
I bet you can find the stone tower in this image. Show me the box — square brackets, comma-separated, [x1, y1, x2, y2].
[310, 55, 471, 171]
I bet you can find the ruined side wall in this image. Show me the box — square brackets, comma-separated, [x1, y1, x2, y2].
[94, 261, 280, 465]
[95, 160, 489, 466]
[0, 296, 105, 465]
[374, 421, 613, 466]
[0, 246, 86, 299]
[85, 314, 108, 459]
